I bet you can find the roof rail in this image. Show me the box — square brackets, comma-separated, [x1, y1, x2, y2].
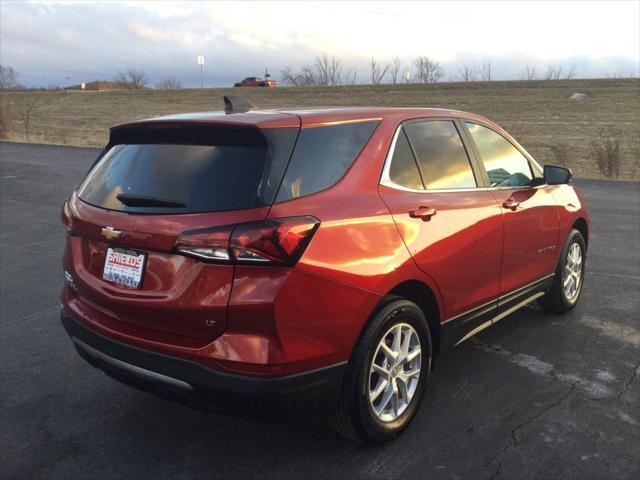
[224, 95, 256, 114]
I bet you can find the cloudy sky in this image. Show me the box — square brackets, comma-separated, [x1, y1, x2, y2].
[1, 0, 639, 87]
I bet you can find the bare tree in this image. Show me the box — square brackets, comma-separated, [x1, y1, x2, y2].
[544, 65, 563, 81]
[520, 65, 537, 81]
[314, 55, 342, 85]
[370, 57, 389, 85]
[344, 69, 358, 85]
[301, 65, 318, 86]
[156, 78, 183, 89]
[113, 71, 129, 88]
[128, 69, 148, 88]
[413, 56, 444, 84]
[281, 55, 343, 86]
[280, 66, 302, 86]
[479, 61, 492, 81]
[459, 64, 478, 82]
[114, 69, 148, 89]
[390, 56, 402, 84]
[281, 64, 317, 86]
[0, 65, 22, 90]
[565, 65, 577, 79]
[18, 96, 41, 140]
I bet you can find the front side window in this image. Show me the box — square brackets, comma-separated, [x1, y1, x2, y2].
[275, 120, 379, 202]
[466, 122, 533, 187]
[403, 120, 477, 190]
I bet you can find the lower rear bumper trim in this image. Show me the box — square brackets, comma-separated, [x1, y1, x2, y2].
[61, 311, 347, 419]
[71, 337, 194, 391]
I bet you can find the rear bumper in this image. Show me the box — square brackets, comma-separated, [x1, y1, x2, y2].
[61, 312, 346, 420]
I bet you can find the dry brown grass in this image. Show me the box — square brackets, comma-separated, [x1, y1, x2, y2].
[1, 78, 639, 179]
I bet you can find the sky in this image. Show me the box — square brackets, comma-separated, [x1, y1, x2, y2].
[1, 0, 639, 88]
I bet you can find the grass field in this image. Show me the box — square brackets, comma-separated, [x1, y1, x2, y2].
[1, 78, 639, 179]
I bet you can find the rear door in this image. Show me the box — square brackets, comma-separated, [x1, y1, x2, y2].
[462, 121, 559, 301]
[378, 119, 503, 325]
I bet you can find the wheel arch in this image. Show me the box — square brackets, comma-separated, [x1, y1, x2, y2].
[572, 217, 589, 248]
[373, 280, 442, 358]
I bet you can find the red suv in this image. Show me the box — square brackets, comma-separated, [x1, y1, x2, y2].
[61, 104, 589, 443]
[234, 76, 278, 87]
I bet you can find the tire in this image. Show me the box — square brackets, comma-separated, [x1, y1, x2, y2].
[328, 299, 432, 444]
[539, 229, 587, 314]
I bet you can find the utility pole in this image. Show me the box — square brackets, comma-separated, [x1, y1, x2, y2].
[197, 56, 205, 89]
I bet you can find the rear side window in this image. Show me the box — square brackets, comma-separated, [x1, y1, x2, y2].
[403, 120, 477, 190]
[388, 129, 424, 190]
[77, 127, 297, 214]
[466, 122, 533, 187]
[275, 121, 379, 202]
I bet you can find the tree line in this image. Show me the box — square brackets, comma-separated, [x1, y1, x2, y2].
[280, 55, 583, 86]
[0, 58, 630, 91]
[0, 66, 182, 91]
[112, 69, 183, 89]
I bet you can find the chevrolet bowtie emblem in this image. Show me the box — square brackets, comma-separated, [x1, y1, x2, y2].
[101, 226, 122, 240]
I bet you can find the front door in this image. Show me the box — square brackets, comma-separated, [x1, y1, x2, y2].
[463, 121, 559, 299]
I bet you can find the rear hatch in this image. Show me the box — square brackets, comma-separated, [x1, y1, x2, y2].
[65, 119, 299, 346]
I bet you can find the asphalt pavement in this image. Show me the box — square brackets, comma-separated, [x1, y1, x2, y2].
[1, 141, 638, 480]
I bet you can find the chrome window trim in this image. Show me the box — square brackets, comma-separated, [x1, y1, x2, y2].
[527, 155, 544, 175]
[379, 121, 545, 194]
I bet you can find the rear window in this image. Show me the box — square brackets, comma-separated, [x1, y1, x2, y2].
[388, 129, 424, 190]
[403, 120, 477, 190]
[77, 127, 297, 214]
[275, 121, 379, 202]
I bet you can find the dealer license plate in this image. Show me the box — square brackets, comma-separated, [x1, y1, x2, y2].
[102, 246, 147, 289]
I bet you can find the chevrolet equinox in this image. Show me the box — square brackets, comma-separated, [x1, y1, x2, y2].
[61, 101, 589, 443]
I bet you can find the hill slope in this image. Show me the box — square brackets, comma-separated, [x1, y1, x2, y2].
[1, 78, 638, 179]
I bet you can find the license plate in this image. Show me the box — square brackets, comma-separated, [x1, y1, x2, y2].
[102, 246, 147, 289]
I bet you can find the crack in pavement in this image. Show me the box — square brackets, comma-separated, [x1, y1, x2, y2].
[617, 362, 640, 400]
[473, 338, 640, 476]
[0, 305, 59, 328]
[484, 384, 576, 479]
[488, 462, 502, 480]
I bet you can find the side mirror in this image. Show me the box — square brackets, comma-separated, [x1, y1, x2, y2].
[543, 165, 573, 185]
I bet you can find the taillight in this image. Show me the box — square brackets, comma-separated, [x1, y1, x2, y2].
[61, 198, 73, 232]
[176, 217, 320, 266]
[175, 224, 234, 262]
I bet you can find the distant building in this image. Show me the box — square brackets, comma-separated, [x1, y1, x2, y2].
[64, 81, 126, 92]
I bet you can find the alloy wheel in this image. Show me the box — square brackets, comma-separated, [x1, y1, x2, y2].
[368, 323, 422, 422]
[563, 242, 583, 301]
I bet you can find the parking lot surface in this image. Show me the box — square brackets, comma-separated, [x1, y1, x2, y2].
[1, 141, 638, 479]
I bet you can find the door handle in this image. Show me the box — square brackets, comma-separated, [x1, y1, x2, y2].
[409, 206, 437, 221]
[502, 198, 520, 211]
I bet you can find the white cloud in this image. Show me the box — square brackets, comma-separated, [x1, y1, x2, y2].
[1, 0, 638, 87]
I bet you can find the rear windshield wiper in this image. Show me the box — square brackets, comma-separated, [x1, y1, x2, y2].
[116, 194, 186, 209]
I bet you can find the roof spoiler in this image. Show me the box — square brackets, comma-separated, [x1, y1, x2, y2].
[224, 95, 256, 114]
